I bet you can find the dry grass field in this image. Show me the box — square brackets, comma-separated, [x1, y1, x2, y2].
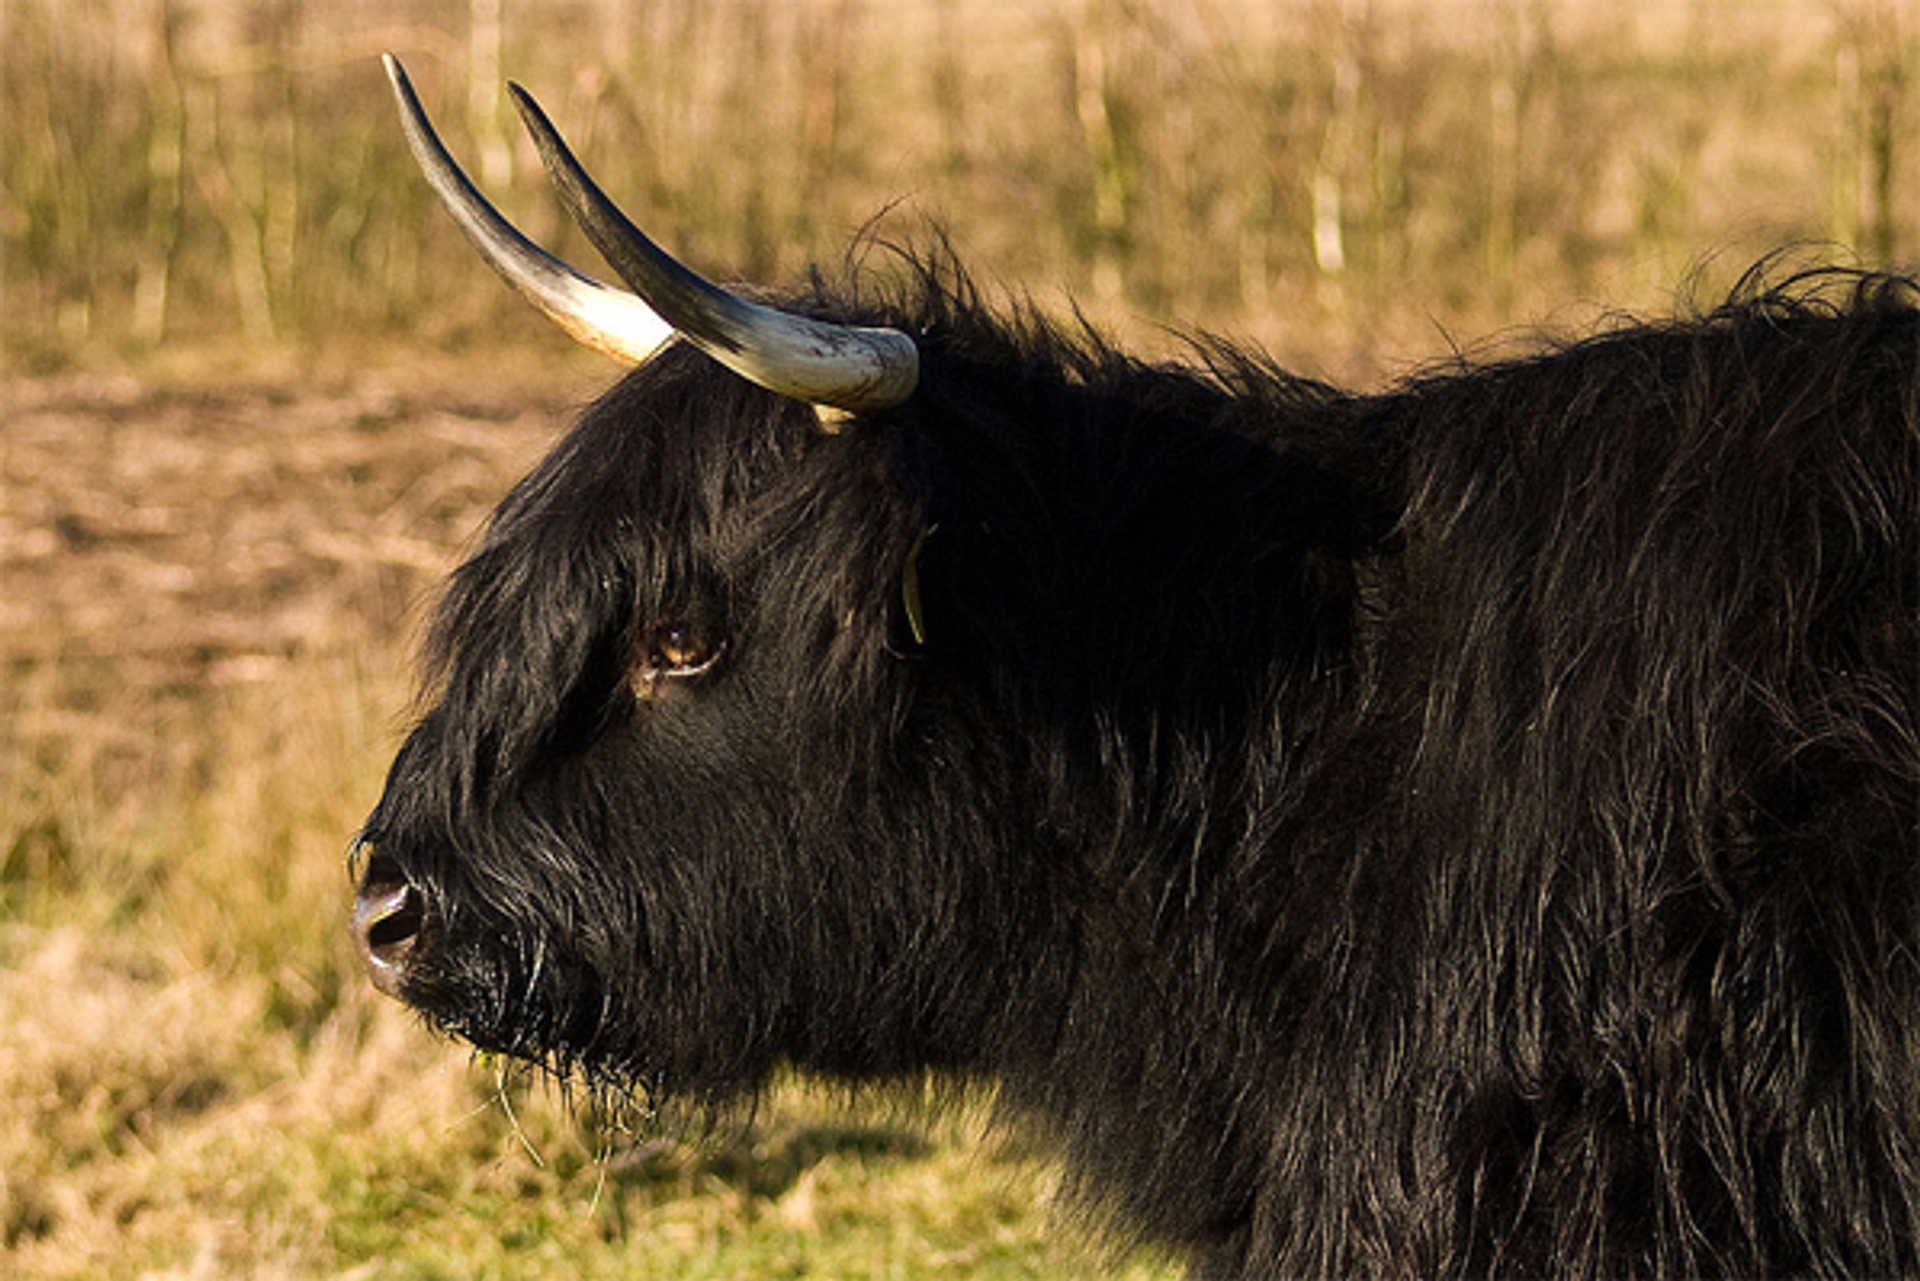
[2, 0, 1915, 1277]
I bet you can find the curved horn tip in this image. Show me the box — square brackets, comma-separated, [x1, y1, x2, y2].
[381, 51, 674, 365]
[381, 51, 411, 91]
[505, 76, 921, 413]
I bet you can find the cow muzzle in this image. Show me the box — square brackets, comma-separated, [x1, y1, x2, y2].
[352, 859, 428, 999]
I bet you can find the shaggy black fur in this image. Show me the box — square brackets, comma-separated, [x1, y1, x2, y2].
[356, 256, 1919, 1277]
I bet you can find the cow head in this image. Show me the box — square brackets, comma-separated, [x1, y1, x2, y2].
[352, 59, 1092, 1106]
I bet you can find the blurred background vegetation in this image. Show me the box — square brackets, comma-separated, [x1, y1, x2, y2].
[1, 1, 1915, 1278]
[6, 0, 1914, 376]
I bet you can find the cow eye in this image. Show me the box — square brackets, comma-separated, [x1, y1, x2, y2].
[632, 623, 721, 692]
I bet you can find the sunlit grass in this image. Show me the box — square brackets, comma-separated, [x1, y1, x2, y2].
[4, 0, 1911, 380]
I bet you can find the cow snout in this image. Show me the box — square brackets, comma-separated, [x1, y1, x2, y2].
[352, 871, 427, 998]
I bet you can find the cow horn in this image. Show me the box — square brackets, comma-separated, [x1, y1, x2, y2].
[505, 82, 920, 414]
[383, 55, 673, 364]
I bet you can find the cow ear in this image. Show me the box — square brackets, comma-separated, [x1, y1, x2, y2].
[900, 524, 937, 647]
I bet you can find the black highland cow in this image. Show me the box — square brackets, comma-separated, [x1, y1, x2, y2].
[354, 58, 1920, 1277]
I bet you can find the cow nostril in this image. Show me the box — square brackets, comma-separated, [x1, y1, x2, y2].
[367, 891, 423, 949]
[353, 879, 428, 998]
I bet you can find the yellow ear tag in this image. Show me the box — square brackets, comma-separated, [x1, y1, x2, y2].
[902, 524, 936, 646]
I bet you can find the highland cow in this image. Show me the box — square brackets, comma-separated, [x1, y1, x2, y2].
[353, 58, 1920, 1277]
